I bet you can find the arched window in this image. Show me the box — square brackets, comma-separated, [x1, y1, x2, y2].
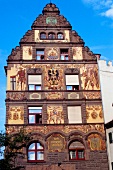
[48, 32, 55, 39]
[40, 33, 46, 39]
[57, 33, 63, 39]
[69, 141, 85, 160]
[28, 142, 44, 162]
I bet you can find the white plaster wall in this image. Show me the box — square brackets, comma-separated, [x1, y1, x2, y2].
[106, 128, 113, 170]
[98, 60, 113, 124]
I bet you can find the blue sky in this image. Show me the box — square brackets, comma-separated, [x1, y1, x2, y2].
[0, 0, 113, 131]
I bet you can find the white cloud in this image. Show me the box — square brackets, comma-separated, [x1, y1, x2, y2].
[82, 0, 113, 19]
[101, 5, 113, 19]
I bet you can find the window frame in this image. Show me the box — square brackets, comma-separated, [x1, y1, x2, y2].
[36, 49, 45, 60]
[60, 49, 69, 60]
[40, 32, 46, 40]
[57, 33, 64, 40]
[48, 32, 56, 40]
[69, 148, 85, 160]
[65, 74, 80, 91]
[10, 76, 16, 90]
[28, 107, 42, 124]
[28, 74, 42, 91]
[109, 132, 113, 143]
[28, 142, 44, 162]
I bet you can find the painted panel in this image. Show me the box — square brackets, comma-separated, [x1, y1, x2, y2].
[8, 106, 24, 124]
[86, 105, 104, 123]
[23, 46, 32, 60]
[80, 64, 100, 90]
[88, 134, 106, 150]
[47, 105, 64, 124]
[72, 47, 83, 60]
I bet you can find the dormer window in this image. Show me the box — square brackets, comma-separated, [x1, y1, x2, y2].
[40, 33, 46, 40]
[48, 33, 55, 40]
[57, 33, 63, 39]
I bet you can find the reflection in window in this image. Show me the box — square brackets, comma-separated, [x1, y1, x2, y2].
[57, 33, 63, 39]
[28, 142, 44, 162]
[48, 33, 55, 40]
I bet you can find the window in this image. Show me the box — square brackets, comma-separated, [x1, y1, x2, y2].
[60, 49, 69, 60]
[69, 141, 85, 160]
[57, 33, 63, 39]
[28, 142, 44, 162]
[66, 75, 79, 90]
[109, 132, 113, 143]
[111, 162, 113, 170]
[28, 75, 41, 90]
[48, 33, 55, 39]
[10, 76, 16, 90]
[28, 107, 42, 124]
[67, 106, 82, 124]
[40, 33, 46, 40]
[36, 49, 44, 60]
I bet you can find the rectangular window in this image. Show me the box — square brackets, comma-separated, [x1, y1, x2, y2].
[36, 49, 44, 60]
[60, 49, 69, 60]
[28, 75, 41, 90]
[67, 106, 82, 124]
[111, 162, 113, 170]
[28, 107, 42, 124]
[109, 132, 113, 143]
[10, 76, 16, 90]
[69, 149, 84, 160]
[66, 75, 79, 90]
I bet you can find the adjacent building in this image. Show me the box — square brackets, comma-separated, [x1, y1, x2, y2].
[98, 60, 113, 170]
[5, 3, 109, 170]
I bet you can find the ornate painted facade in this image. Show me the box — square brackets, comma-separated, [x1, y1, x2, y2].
[5, 3, 108, 170]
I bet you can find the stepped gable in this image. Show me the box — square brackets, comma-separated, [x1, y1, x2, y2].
[32, 3, 72, 28]
[8, 46, 21, 61]
[20, 30, 33, 43]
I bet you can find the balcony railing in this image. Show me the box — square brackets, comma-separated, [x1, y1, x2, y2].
[6, 90, 101, 101]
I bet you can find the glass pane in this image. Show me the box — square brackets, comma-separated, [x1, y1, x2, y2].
[36, 86, 41, 90]
[29, 115, 35, 123]
[29, 109, 42, 113]
[29, 143, 35, 150]
[40, 34, 46, 39]
[58, 34, 63, 39]
[29, 85, 34, 90]
[66, 86, 72, 90]
[61, 55, 64, 60]
[37, 151, 44, 160]
[37, 51, 44, 54]
[36, 56, 40, 60]
[78, 150, 84, 159]
[65, 55, 68, 60]
[70, 150, 76, 159]
[37, 143, 43, 149]
[28, 151, 35, 160]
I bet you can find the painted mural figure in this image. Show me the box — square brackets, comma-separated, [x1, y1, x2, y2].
[48, 68, 59, 89]
[16, 67, 26, 90]
[82, 66, 99, 90]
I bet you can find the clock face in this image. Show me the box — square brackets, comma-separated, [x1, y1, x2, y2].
[46, 17, 57, 25]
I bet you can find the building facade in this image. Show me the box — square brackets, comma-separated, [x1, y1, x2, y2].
[98, 60, 113, 170]
[5, 3, 109, 170]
